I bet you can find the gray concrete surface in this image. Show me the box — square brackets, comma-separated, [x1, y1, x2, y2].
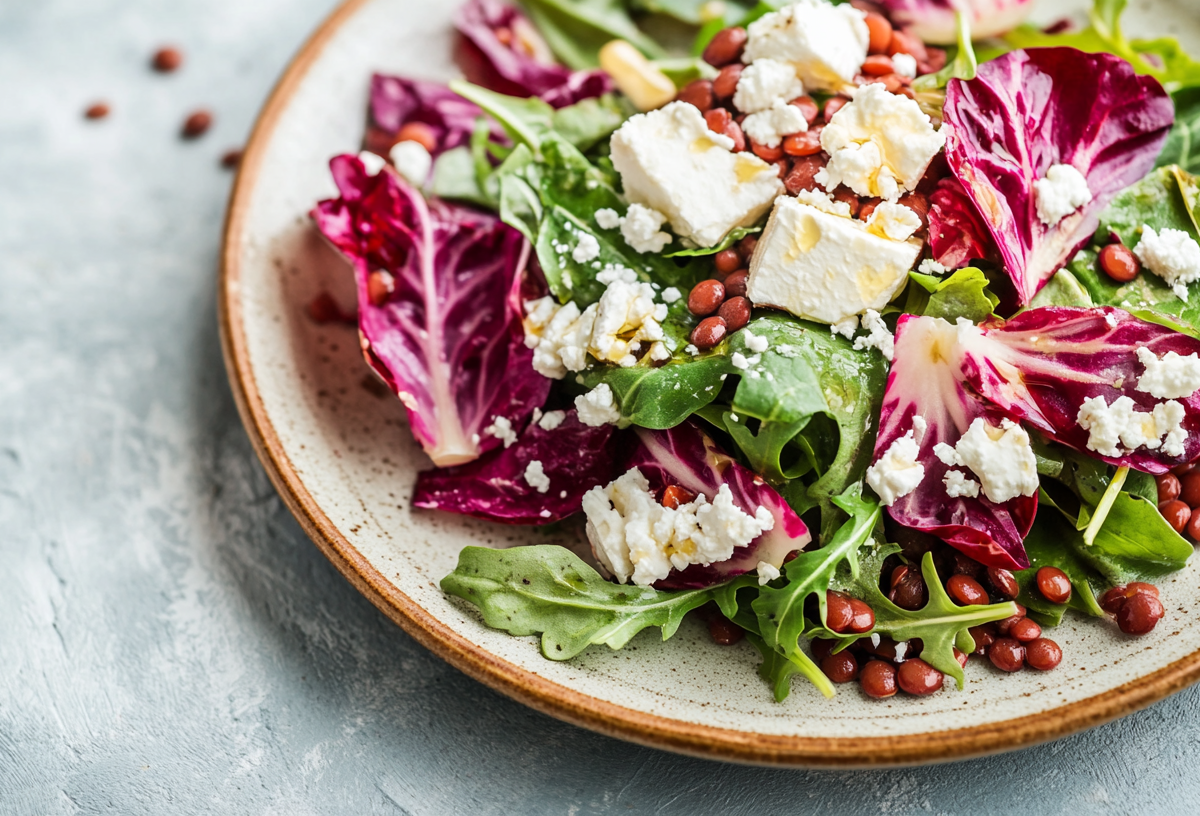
[2, 0, 1199, 813]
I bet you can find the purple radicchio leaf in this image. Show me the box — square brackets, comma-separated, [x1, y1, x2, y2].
[454, 0, 612, 109]
[875, 314, 1037, 570]
[311, 154, 549, 466]
[877, 0, 1033, 44]
[928, 176, 999, 271]
[625, 421, 812, 590]
[413, 409, 621, 524]
[943, 48, 1173, 305]
[963, 307, 1200, 473]
[363, 74, 498, 158]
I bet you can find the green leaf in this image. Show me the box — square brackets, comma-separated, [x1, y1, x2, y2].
[549, 94, 639, 152]
[849, 549, 1017, 689]
[650, 56, 718, 86]
[431, 146, 492, 206]
[751, 486, 881, 700]
[1158, 87, 1200, 174]
[1082, 465, 1128, 546]
[521, 0, 666, 69]
[665, 225, 760, 258]
[1028, 269, 1094, 309]
[1073, 493, 1193, 585]
[1014, 509, 1106, 626]
[916, 267, 1000, 322]
[441, 545, 728, 659]
[1097, 166, 1199, 248]
[912, 12, 977, 92]
[584, 352, 736, 428]
[1069, 243, 1200, 342]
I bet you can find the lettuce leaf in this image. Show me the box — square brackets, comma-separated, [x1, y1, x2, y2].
[518, 0, 665, 70]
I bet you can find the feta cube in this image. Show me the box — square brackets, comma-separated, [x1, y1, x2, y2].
[1136, 347, 1200, 399]
[357, 150, 387, 176]
[483, 415, 518, 448]
[610, 102, 784, 248]
[817, 84, 945, 200]
[746, 195, 922, 325]
[537, 409, 566, 431]
[733, 59, 805, 114]
[1034, 163, 1092, 226]
[743, 0, 869, 92]
[943, 470, 980, 499]
[1135, 226, 1200, 300]
[595, 208, 622, 230]
[892, 52, 918, 79]
[742, 100, 809, 148]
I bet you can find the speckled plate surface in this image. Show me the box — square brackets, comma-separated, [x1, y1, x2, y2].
[220, 0, 1200, 766]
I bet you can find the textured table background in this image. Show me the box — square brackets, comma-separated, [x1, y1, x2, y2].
[3, 0, 1200, 813]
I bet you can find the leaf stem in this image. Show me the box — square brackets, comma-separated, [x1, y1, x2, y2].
[1084, 465, 1129, 546]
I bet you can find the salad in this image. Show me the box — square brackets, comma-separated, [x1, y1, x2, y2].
[311, 0, 1200, 702]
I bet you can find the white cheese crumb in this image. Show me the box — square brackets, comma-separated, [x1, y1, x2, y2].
[830, 315, 859, 339]
[892, 52, 918, 79]
[619, 203, 673, 254]
[484, 415, 518, 448]
[648, 341, 671, 361]
[582, 468, 775, 586]
[894, 641, 908, 662]
[918, 258, 948, 276]
[1034, 163, 1092, 226]
[742, 100, 809, 148]
[731, 352, 751, 370]
[595, 264, 638, 285]
[685, 343, 700, 355]
[743, 329, 769, 353]
[1077, 394, 1187, 457]
[357, 150, 387, 176]
[817, 84, 945, 200]
[1136, 347, 1200, 399]
[389, 140, 432, 186]
[852, 308, 894, 361]
[589, 279, 667, 366]
[866, 428, 925, 506]
[575, 383, 622, 426]
[595, 208, 622, 230]
[1135, 226, 1200, 300]
[744, 0, 869, 92]
[865, 201, 922, 243]
[524, 460, 551, 493]
[869, 633, 881, 649]
[523, 296, 597, 379]
[733, 58, 806, 114]
[537, 410, 567, 431]
[756, 561, 781, 585]
[661, 286, 682, 304]
[943, 469, 980, 499]
[571, 232, 601, 263]
[936, 418, 1039, 503]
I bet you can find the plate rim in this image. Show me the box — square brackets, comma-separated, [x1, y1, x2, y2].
[217, 0, 1200, 767]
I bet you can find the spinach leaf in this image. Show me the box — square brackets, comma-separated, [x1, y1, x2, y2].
[907, 267, 1000, 322]
[1097, 166, 1198, 248]
[1158, 87, 1200, 174]
[1014, 508, 1106, 626]
[441, 545, 749, 658]
[1072, 493, 1193, 585]
[584, 352, 736, 429]
[520, 0, 665, 69]
[751, 486, 881, 700]
[1028, 269, 1094, 308]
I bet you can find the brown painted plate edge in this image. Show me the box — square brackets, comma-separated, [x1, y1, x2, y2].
[217, 0, 1200, 768]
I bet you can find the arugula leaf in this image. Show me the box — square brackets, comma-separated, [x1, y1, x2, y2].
[441, 545, 739, 658]
[848, 548, 1017, 689]
[1158, 87, 1200, 174]
[907, 267, 1000, 322]
[520, 0, 665, 70]
[751, 486, 881, 700]
[1014, 508, 1106, 626]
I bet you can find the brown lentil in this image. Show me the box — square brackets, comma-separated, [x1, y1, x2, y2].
[690, 316, 727, 349]
[152, 46, 183, 72]
[860, 659, 898, 698]
[821, 651, 859, 683]
[831, 187, 861, 218]
[367, 270, 395, 307]
[858, 198, 881, 221]
[947, 574, 988, 606]
[1173, 462, 1196, 476]
[724, 270, 749, 299]
[1160, 499, 1192, 534]
[702, 26, 748, 67]
[687, 279, 726, 316]
[736, 234, 758, 261]
[396, 121, 438, 152]
[1036, 566, 1072, 604]
[718, 297, 751, 332]
[1157, 472, 1182, 503]
[988, 638, 1026, 672]
[1098, 242, 1140, 283]
[677, 79, 714, 112]
[987, 566, 1020, 601]
[712, 63, 744, 100]
[1025, 638, 1063, 670]
[897, 659, 943, 695]
[811, 637, 835, 662]
[750, 139, 784, 162]
[782, 128, 823, 157]
[898, 192, 930, 229]
[181, 109, 213, 138]
[861, 55, 895, 76]
[846, 598, 876, 634]
[954, 647, 969, 668]
[790, 95, 820, 125]
[1117, 592, 1165, 634]
[864, 12, 894, 55]
[1009, 617, 1042, 643]
[890, 564, 911, 590]
[713, 249, 742, 276]
[784, 155, 826, 195]
[969, 623, 997, 654]
[889, 572, 928, 610]
[84, 102, 110, 120]
[823, 96, 848, 121]
[1179, 471, 1200, 506]
[825, 591, 855, 633]
[887, 30, 928, 61]
[707, 613, 745, 645]
[1188, 511, 1200, 541]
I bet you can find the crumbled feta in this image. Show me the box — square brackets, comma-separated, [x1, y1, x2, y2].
[484, 415, 518, 448]
[357, 150, 387, 175]
[589, 279, 668, 366]
[523, 296, 597, 379]
[610, 102, 783, 248]
[743, 329, 769, 353]
[595, 264, 639, 286]
[1135, 226, 1200, 300]
[742, 99, 809, 148]
[757, 561, 782, 585]
[582, 467, 775, 586]
[576, 383, 622, 426]
[934, 418, 1038, 504]
[852, 309, 894, 361]
[830, 315, 859, 339]
[795, 188, 852, 218]
[866, 427, 925, 506]
[539, 509, 553, 518]
[733, 59, 806, 114]
[743, 0, 869, 92]
[685, 343, 700, 355]
[649, 341, 671, 361]
[731, 352, 751, 370]
[943, 469, 980, 499]
[747, 195, 921, 325]
[1033, 163, 1092, 226]
[816, 84, 945, 200]
[1077, 395, 1187, 457]
[389, 140, 432, 186]
[865, 201, 922, 243]
[619, 204, 673, 254]
[892, 52, 918, 79]
[524, 460, 551, 493]
[1136, 347, 1200, 399]
[572, 232, 601, 263]
[537, 409, 567, 431]
[661, 286, 682, 304]
[595, 207, 622, 230]
[918, 258, 948, 276]
[894, 641, 908, 662]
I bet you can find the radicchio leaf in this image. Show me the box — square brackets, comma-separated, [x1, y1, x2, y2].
[626, 421, 811, 590]
[943, 48, 1173, 305]
[454, 0, 613, 109]
[364, 74, 498, 158]
[877, 0, 1033, 44]
[876, 315, 1037, 569]
[311, 155, 549, 466]
[927, 176, 999, 271]
[413, 409, 620, 524]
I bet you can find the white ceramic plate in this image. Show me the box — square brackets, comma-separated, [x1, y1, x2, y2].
[220, 0, 1200, 766]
